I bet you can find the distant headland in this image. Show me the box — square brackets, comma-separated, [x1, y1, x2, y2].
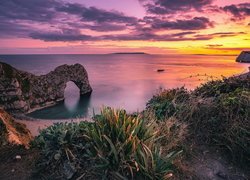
[111, 52, 148, 55]
[236, 51, 250, 63]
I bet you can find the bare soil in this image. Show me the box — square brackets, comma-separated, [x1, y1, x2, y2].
[0, 145, 39, 180]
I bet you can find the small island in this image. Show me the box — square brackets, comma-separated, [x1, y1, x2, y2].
[111, 52, 147, 55]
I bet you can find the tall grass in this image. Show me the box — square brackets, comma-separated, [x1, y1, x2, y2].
[85, 107, 180, 179]
[34, 108, 182, 179]
[147, 75, 250, 165]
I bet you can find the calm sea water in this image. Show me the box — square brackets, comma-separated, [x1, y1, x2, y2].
[0, 54, 248, 119]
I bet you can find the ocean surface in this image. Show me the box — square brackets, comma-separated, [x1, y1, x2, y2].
[0, 54, 248, 120]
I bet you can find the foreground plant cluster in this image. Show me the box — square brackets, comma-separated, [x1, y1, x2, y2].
[34, 108, 182, 179]
[33, 75, 250, 179]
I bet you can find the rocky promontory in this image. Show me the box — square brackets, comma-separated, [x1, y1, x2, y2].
[236, 51, 250, 63]
[0, 62, 92, 113]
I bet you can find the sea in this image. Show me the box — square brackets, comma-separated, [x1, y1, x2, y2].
[0, 54, 249, 120]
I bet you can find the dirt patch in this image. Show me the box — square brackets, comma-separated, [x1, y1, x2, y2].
[0, 145, 40, 180]
[187, 146, 249, 180]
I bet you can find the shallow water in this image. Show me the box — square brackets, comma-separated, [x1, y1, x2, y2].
[0, 54, 248, 119]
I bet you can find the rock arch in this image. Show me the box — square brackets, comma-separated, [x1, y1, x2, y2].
[0, 62, 92, 113]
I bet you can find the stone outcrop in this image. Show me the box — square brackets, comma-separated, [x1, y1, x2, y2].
[236, 51, 250, 63]
[0, 109, 32, 148]
[0, 62, 92, 113]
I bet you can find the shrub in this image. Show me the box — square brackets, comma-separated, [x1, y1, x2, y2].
[1, 63, 14, 78]
[146, 87, 189, 120]
[33, 122, 92, 179]
[194, 76, 250, 97]
[85, 107, 180, 179]
[146, 76, 250, 165]
[34, 108, 182, 179]
[0, 118, 8, 146]
[21, 78, 30, 93]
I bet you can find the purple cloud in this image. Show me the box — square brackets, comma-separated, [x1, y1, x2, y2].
[57, 3, 138, 24]
[0, 0, 59, 22]
[222, 3, 250, 20]
[151, 17, 214, 30]
[140, 0, 214, 14]
[29, 28, 95, 42]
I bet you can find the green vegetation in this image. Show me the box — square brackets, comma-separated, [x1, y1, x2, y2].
[147, 76, 250, 164]
[1, 63, 14, 78]
[0, 118, 8, 146]
[20, 78, 30, 93]
[32, 74, 249, 179]
[34, 108, 182, 179]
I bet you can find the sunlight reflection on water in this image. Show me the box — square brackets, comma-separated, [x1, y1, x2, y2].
[0, 54, 248, 119]
[64, 82, 80, 112]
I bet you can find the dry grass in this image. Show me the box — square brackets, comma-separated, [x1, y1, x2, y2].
[146, 75, 250, 166]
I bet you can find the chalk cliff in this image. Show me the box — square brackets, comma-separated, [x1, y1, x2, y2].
[0, 62, 92, 113]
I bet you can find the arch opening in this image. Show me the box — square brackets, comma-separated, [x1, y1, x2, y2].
[64, 81, 80, 112]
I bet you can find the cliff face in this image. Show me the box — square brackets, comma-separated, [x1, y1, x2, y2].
[0, 62, 92, 113]
[0, 109, 32, 148]
[236, 51, 250, 63]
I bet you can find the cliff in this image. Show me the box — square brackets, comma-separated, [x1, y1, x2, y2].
[0, 62, 92, 113]
[0, 109, 32, 148]
[236, 51, 250, 63]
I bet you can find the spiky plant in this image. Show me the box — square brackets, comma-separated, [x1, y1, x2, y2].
[84, 107, 179, 179]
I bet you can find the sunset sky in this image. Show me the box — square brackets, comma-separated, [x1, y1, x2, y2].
[0, 0, 250, 54]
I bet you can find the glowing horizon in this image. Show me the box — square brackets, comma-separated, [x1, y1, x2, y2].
[0, 0, 250, 55]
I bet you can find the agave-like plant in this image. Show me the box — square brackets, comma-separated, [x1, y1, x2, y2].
[84, 107, 180, 179]
[34, 122, 90, 163]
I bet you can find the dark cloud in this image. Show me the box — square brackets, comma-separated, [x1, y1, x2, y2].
[222, 3, 250, 20]
[194, 32, 246, 40]
[57, 3, 138, 24]
[87, 23, 127, 32]
[0, 0, 59, 22]
[172, 31, 196, 37]
[30, 29, 95, 42]
[0, 18, 32, 37]
[140, 0, 214, 14]
[206, 44, 223, 48]
[151, 17, 214, 30]
[210, 32, 246, 37]
[27, 28, 211, 42]
[67, 22, 128, 32]
[103, 32, 213, 41]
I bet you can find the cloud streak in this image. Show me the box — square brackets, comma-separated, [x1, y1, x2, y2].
[151, 17, 214, 30]
[140, 0, 214, 14]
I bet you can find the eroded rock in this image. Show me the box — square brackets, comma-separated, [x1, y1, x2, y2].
[0, 109, 33, 148]
[0, 62, 92, 113]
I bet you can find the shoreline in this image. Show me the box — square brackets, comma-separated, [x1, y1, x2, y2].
[12, 67, 250, 136]
[16, 118, 92, 136]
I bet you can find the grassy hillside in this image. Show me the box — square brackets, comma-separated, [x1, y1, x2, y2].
[1, 73, 249, 179]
